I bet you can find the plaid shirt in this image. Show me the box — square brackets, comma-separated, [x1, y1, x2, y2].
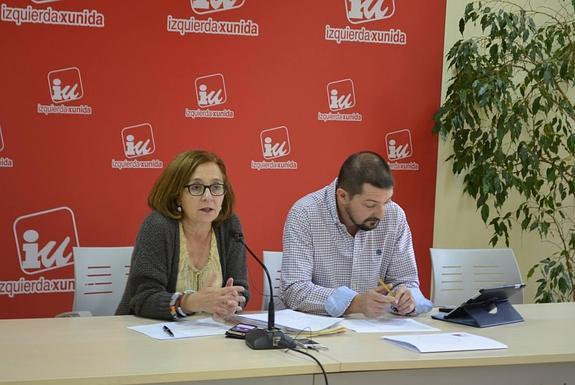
[281, 179, 431, 316]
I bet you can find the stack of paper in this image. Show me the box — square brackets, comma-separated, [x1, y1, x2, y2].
[341, 318, 440, 333]
[303, 325, 347, 337]
[383, 332, 508, 353]
[236, 309, 343, 333]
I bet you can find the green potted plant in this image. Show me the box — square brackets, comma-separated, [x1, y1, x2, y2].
[434, 0, 575, 302]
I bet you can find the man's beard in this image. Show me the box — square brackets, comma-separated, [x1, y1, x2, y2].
[347, 207, 380, 231]
[356, 217, 380, 231]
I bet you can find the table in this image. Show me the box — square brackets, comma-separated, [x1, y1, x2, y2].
[0, 303, 574, 385]
[318, 303, 575, 385]
[0, 315, 333, 385]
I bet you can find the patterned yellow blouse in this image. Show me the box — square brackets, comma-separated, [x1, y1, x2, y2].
[176, 222, 222, 294]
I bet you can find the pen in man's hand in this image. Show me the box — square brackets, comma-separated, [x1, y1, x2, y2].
[379, 278, 401, 313]
[162, 325, 175, 337]
[378, 278, 393, 295]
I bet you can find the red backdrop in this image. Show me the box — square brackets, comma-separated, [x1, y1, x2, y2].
[0, 0, 446, 318]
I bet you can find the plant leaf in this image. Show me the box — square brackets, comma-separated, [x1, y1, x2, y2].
[481, 204, 489, 222]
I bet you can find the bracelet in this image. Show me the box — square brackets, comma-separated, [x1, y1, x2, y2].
[175, 294, 187, 318]
[169, 292, 183, 320]
[179, 289, 196, 317]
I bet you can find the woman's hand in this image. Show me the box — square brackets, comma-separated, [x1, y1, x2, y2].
[182, 275, 245, 320]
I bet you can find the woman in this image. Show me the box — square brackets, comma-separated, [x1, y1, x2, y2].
[116, 150, 249, 320]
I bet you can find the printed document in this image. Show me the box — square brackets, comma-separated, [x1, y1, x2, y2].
[383, 332, 508, 353]
[237, 309, 342, 332]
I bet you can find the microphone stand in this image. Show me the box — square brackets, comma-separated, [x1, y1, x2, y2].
[234, 233, 295, 350]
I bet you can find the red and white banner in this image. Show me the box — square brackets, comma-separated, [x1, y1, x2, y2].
[0, 0, 446, 318]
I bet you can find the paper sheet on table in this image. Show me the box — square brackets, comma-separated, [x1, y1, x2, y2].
[383, 332, 508, 353]
[237, 309, 342, 332]
[128, 317, 229, 340]
[341, 317, 440, 333]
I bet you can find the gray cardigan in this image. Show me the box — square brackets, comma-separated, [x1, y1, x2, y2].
[115, 211, 250, 320]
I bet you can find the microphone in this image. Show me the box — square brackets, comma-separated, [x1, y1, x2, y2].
[233, 232, 295, 350]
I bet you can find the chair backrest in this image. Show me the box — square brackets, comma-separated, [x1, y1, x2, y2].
[262, 251, 285, 310]
[430, 248, 524, 307]
[73, 246, 133, 316]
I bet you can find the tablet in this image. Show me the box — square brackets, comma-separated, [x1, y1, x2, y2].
[431, 283, 525, 327]
[465, 283, 526, 305]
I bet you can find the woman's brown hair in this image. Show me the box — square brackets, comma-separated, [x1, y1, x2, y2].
[147, 150, 235, 226]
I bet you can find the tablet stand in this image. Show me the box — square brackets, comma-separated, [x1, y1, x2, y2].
[432, 298, 524, 328]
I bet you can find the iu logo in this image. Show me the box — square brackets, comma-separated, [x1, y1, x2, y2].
[261, 126, 290, 160]
[191, 0, 245, 15]
[47, 67, 84, 103]
[121, 123, 156, 159]
[13, 207, 79, 275]
[327, 79, 356, 112]
[345, 0, 396, 24]
[386, 129, 413, 160]
[195, 73, 227, 108]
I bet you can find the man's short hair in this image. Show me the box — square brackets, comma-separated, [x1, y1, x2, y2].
[336, 151, 394, 197]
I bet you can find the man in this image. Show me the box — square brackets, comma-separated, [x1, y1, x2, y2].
[281, 151, 432, 317]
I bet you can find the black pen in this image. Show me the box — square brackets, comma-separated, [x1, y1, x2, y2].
[162, 325, 175, 337]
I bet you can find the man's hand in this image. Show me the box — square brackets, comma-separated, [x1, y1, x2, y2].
[391, 286, 416, 315]
[346, 286, 395, 318]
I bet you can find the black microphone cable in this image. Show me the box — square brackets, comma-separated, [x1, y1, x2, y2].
[282, 344, 329, 385]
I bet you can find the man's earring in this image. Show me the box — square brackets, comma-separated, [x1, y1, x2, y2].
[177, 204, 182, 213]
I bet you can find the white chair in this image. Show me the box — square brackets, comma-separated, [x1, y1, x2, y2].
[430, 248, 524, 307]
[262, 251, 285, 310]
[58, 246, 133, 317]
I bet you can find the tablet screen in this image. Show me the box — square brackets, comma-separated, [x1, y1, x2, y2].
[467, 283, 525, 304]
